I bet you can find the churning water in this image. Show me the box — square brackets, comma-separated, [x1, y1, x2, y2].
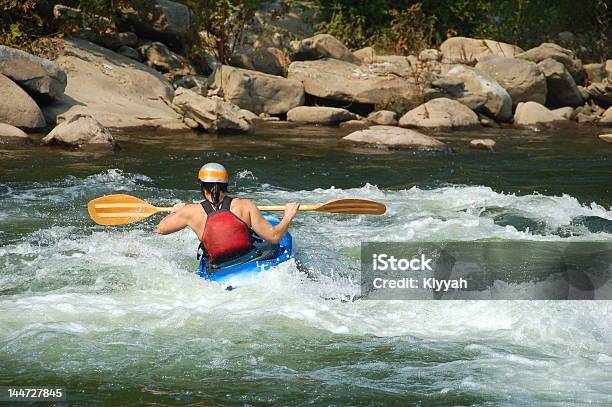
[1, 126, 611, 405]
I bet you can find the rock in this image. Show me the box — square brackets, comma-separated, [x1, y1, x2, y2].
[230, 46, 287, 76]
[419, 49, 442, 62]
[399, 98, 480, 130]
[342, 125, 449, 151]
[537, 58, 583, 107]
[97, 31, 139, 50]
[577, 85, 590, 101]
[117, 45, 141, 61]
[446, 65, 512, 121]
[208, 65, 304, 115]
[469, 138, 496, 151]
[53, 4, 80, 20]
[353, 47, 376, 63]
[239, 109, 258, 122]
[584, 63, 606, 83]
[516, 43, 584, 84]
[42, 114, 116, 148]
[119, 0, 193, 48]
[606, 60, 612, 81]
[476, 56, 547, 106]
[552, 106, 576, 120]
[0, 74, 46, 129]
[288, 59, 419, 107]
[599, 134, 612, 143]
[339, 119, 369, 129]
[477, 113, 498, 127]
[0, 45, 67, 103]
[600, 106, 612, 126]
[286, 106, 357, 124]
[0, 123, 31, 144]
[586, 82, 612, 107]
[42, 39, 184, 130]
[367, 110, 397, 125]
[292, 34, 361, 64]
[171, 87, 252, 132]
[173, 74, 208, 95]
[514, 101, 566, 126]
[426, 77, 465, 100]
[139, 42, 194, 79]
[440, 37, 523, 64]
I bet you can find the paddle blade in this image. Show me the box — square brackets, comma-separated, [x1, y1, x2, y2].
[316, 199, 386, 215]
[87, 194, 163, 226]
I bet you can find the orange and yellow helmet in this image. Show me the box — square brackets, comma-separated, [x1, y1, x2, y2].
[197, 163, 229, 183]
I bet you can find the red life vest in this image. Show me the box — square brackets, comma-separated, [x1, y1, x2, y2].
[200, 196, 252, 262]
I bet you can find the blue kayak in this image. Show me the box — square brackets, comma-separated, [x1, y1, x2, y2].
[196, 214, 292, 289]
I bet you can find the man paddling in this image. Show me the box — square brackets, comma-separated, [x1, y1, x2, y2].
[157, 163, 300, 263]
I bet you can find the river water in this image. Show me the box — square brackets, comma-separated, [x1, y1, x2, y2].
[1, 125, 611, 405]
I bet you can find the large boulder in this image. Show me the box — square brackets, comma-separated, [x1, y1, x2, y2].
[516, 43, 585, 84]
[288, 59, 420, 107]
[42, 114, 116, 148]
[399, 98, 480, 130]
[119, 0, 193, 48]
[439, 37, 523, 64]
[0, 123, 31, 144]
[208, 65, 304, 115]
[476, 56, 547, 106]
[446, 65, 512, 121]
[171, 87, 252, 132]
[513, 101, 566, 126]
[42, 39, 185, 130]
[0, 74, 46, 129]
[292, 34, 361, 64]
[286, 106, 357, 124]
[342, 125, 448, 151]
[0, 45, 67, 103]
[537, 58, 583, 107]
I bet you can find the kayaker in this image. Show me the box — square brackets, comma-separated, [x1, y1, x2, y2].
[157, 163, 300, 263]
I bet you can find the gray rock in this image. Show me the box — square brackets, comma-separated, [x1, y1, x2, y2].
[599, 106, 612, 126]
[208, 65, 304, 115]
[367, 110, 397, 125]
[288, 59, 419, 107]
[287, 106, 357, 124]
[514, 101, 565, 126]
[53, 4, 80, 20]
[469, 138, 496, 151]
[419, 48, 442, 62]
[117, 45, 141, 61]
[42, 114, 116, 148]
[171, 87, 252, 132]
[119, 0, 193, 48]
[42, 39, 184, 130]
[516, 43, 585, 84]
[476, 56, 547, 106]
[339, 119, 369, 129]
[173, 74, 208, 94]
[0, 74, 46, 129]
[230, 46, 287, 76]
[599, 134, 612, 143]
[0, 122, 31, 144]
[399, 98, 480, 130]
[353, 47, 376, 63]
[293, 34, 361, 64]
[552, 106, 576, 120]
[0, 45, 67, 102]
[537, 58, 583, 107]
[426, 77, 465, 99]
[440, 37, 523, 64]
[446, 65, 512, 121]
[342, 125, 449, 151]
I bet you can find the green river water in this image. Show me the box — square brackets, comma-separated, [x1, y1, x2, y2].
[1, 124, 611, 406]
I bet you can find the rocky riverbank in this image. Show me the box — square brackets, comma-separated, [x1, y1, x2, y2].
[1, 1, 611, 151]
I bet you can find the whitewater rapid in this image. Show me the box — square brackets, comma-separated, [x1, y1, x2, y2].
[1, 169, 611, 405]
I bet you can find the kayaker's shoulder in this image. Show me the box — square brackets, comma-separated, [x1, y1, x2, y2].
[231, 197, 256, 209]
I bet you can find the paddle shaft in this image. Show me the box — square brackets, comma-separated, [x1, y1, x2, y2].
[153, 205, 316, 212]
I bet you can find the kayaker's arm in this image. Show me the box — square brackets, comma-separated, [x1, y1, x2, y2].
[248, 201, 299, 244]
[156, 203, 190, 235]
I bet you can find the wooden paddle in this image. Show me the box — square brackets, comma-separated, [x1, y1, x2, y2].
[88, 194, 386, 226]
